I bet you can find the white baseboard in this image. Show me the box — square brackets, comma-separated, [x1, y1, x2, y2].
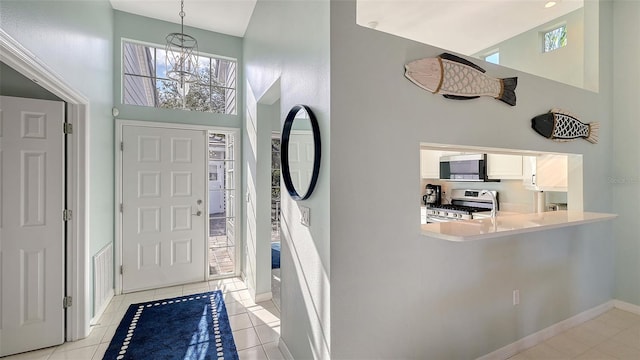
[613, 299, 640, 315]
[278, 338, 294, 360]
[255, 291, 273, 303]
[89, 289, 114, 329]
[477, 300, 615, 360]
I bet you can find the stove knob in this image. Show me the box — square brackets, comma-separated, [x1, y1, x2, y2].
[443, 212, 449, 217]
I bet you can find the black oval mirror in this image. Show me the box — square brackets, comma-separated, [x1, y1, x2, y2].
[281, 105, 321, 201]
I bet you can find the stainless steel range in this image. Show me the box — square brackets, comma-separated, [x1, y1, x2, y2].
[425, 189, 499, 223]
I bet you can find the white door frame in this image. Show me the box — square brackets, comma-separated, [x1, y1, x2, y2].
[115, 120, 241, 294]
[0, 29, 90, 341]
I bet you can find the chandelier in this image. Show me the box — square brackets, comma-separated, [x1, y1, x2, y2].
[165, 0, 198, 93]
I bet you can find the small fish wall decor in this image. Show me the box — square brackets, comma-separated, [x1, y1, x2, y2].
[404, 53, 518, 106]
[531, 109, 599, 144]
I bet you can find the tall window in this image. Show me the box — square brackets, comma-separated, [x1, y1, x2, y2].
[208, 132, 238, 277]
[543, 25, 567, 53]
[122, 40, 237, 114]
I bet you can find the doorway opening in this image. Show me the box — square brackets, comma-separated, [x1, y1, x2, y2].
[1, 29, 90, 341]
[208, 131, 238, 278]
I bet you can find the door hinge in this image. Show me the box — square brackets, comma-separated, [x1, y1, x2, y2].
[120, 265, 124, 275]
[63, 123, 73, 134]
[63, 296, 73, 308]
[120, 141, 124, 151]
[63, 209, 72, 221]
[120, 203, 123, 213]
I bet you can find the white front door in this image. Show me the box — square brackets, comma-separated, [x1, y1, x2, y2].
[0, 96, 65, 356]
[121, 125, 206, 293]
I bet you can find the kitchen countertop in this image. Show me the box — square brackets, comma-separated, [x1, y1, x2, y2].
[421, 210, 617, 241]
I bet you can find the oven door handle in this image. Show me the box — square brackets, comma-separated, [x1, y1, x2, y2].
[425, 215, 457, 223]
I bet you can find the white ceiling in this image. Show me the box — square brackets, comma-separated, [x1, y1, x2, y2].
[109, 0, 583, 52]
[357, 0, 584, 55]
[109, 0, 257, 38]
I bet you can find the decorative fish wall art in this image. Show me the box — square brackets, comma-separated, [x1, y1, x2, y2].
[531, 109, 599, 144]
[404, 53, 518, 106]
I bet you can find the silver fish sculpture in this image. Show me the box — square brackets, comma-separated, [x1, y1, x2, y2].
[531, 109, 599, 144]
[404, 53, 517, 106]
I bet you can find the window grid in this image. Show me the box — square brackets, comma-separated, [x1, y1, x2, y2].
[122, 41, 237, 114]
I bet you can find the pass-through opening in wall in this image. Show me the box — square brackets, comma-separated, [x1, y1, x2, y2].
[419, 143, 583, 224]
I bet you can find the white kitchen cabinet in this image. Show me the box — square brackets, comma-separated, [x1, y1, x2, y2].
[420, 149, 442, 179]
[420, 150, 461, 178]
[522, 154, 568, 191]
[487, 154, 523, 180]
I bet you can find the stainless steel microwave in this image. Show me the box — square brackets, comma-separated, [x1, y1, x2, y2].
[439, 154, 498, 182]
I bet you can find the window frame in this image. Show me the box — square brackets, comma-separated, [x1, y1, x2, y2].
[120, 38, 238, 114]
[542, 24, 567, 53]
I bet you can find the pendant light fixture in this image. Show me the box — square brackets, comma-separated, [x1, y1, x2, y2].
[165, 0, 198, 94]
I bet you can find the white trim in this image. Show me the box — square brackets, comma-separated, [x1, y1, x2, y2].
[0, 29, 91, 341]
[613, 299, 640, 315]
[90, 292, 114, 327]
[278, 338, 295, 360]
[254, 291, 273, 303]
[114, 119, 241, 294]
[477, 300, 615, 360]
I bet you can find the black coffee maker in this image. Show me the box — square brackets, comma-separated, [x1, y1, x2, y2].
[423, 184, 442, 207]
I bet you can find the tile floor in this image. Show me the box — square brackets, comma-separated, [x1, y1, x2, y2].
[271, 268, 281, 311]
[6, 287, 640, 360]
[509, 308, 640, 359]
[3, 278, 284, 360]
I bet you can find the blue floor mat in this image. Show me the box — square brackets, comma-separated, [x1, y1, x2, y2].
[271, 242, 280, 269]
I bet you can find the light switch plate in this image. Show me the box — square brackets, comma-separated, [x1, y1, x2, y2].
[301, 206, 310, 227]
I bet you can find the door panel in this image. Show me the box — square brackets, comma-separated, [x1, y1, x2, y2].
[122, 125, 206, 293]
[287, 131, 314, 192]
[0, 96, 65, 357]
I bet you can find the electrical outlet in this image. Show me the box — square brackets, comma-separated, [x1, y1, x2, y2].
[301, 206, 310, 227]
[513, 289, 520, 306]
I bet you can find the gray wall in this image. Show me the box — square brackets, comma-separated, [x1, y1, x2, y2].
[0, 0, 115, 317]
[244, 0, 331, 358]
[612, 0, 640, 306]
[330, 0, 614, 358]
[112, 10, 243, 128]
[474, 8, 590, 91]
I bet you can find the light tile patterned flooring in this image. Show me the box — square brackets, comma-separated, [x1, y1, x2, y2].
[509, 308, 640, 359]
[209, 242, 235, 276]
[6, 284, 640, 360]
[3, 278, 284, 360]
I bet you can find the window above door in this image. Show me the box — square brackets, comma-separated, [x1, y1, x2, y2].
[122, 40, 237, 115]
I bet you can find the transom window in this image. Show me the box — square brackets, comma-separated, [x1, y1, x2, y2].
[122, 40, 237, 114]
[484, 51, 500, 65]
[543, 25, 567, 53]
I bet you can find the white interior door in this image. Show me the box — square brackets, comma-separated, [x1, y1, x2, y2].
[0, 96, 65, 356]
[121, 125, 206, 293]
[287, 130, 315, 192]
